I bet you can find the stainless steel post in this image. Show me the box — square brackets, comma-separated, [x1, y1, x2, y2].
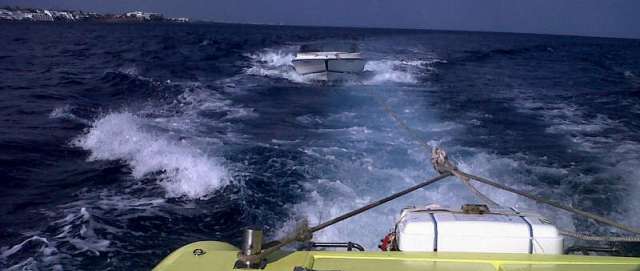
[237, 228, 263, 268]
[242, 229, 263, 256]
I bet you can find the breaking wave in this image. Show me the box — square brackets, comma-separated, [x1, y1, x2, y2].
[244, 48, 306, 83]
[73, 112, 229, 199]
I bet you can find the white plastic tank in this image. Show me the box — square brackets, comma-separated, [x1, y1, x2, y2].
[396, 204, 563, 254]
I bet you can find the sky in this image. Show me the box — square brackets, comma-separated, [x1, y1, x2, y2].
[2, 0, 639, 39]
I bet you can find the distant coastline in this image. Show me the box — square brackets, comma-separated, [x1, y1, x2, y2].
[0, 6, 190, 23]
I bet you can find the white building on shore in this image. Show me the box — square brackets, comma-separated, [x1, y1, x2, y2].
[125, 10, 162, 20]
[0, 7, 186, 22]
[0, 9, 54, 21]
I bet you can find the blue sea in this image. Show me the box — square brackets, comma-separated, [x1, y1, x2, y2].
[1, 22, 639, 270]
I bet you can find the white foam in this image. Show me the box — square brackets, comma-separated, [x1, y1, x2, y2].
[223, 107, 259, 120]
[118, 66, 139, 76]
[511, 88, 620, 151]
[173, 81, 257, 120]
[327, 112, 357, 122]
[55, 208, 111, 255]
[625, 70, 640, 86]
[1, 207, 113, 270]
[73, 112, 229, 199]
[363, 59, 444, 84]
[49, 105, 91, 125]
[0, 236, 49, 259]
[244, 48, 307, 83]
[49, 105, 72, 119]
[614, 159, 640, 228]
[295, 114, 324, 125]
[109, 66, 155, 83]
[422, 121, 463, 132]
[545, 114, 616, 134]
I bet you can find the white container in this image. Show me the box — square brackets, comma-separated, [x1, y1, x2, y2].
[396, 206, 563, 254]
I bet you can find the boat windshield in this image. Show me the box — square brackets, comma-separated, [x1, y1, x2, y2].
[300, 42, 359, 53]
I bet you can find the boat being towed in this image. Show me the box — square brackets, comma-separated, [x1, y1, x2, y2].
[153, 148, 640, 271]
[292, 42, 366, 81]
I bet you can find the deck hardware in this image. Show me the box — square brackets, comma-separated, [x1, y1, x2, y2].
[192, 248, 206, 256]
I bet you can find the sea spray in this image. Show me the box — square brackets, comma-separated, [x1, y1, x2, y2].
[73, 112, 229, 199]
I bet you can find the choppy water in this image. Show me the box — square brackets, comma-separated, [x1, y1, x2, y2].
[1, 22, 639, 270]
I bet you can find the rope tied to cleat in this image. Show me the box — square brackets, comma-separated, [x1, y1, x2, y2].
[432, 147, 500, 207]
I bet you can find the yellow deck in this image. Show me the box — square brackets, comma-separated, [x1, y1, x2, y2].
[153, 241, 640, 271]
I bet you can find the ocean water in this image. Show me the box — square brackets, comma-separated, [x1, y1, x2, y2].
[1, 22, 640, 270]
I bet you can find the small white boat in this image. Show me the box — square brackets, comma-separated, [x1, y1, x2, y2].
[292, 43, 366, 81]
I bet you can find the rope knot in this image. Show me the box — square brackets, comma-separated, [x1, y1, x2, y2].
[431, 147, 456, 174]
[431, 147, 469, 182]
[294, 220, 313, 242]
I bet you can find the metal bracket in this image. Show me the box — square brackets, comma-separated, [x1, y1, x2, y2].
[306, 242, 365, 251]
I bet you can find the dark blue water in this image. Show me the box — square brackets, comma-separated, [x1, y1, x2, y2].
[1, 22, 639, 270]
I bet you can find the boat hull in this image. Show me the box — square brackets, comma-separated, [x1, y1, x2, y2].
[293, 58, 366, 81]
[153, 241, 640, 271]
